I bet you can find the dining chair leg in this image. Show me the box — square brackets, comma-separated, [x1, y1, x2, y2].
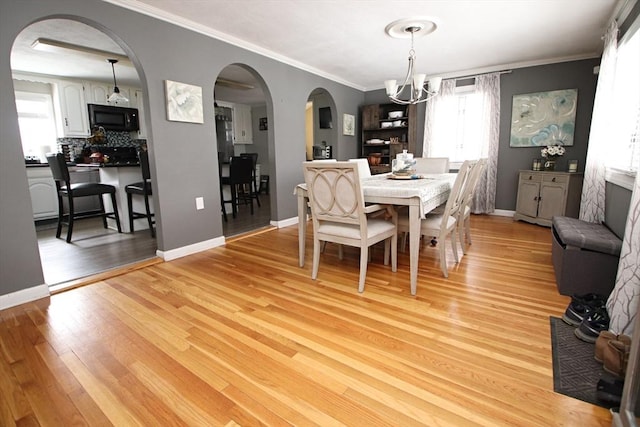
[383, 239, 390, 266]
[311, 238, 321, 280]
[458, 224, 466, 254]
[338, 244, 344, 260]
[98, 195, 108, 229]
[451, 230, 459, 263]
[391, 233, 398, 272]
[439, 239, 448, 278]
[358, 247, 368, 293]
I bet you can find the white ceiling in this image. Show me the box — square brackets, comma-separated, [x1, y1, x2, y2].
[10, 0, 624, 105]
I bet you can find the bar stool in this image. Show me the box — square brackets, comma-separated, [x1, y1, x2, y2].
[125, 150, 155, 237]
[46, 153, 122, 243]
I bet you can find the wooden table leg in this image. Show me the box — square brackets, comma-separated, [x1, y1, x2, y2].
[297, 192, 307, 267]
[409, 204, 420, 295]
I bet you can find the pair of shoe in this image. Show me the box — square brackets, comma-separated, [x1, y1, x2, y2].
[595, 331, 632, 378]
[561, 293, 610, 343]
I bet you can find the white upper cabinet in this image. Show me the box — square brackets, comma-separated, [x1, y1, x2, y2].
[87, 82, 110, 105]
[233, 103, 253, 144]
[132, 89, 147, 139]
[53, 80, 89, 137]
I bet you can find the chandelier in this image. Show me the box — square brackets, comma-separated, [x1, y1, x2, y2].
[384, 18, 442, 105]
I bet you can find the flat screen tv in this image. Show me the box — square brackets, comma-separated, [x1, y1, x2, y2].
[319, 107, 332, 129]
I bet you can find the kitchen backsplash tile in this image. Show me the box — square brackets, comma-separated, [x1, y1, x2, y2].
[57, 131, 146, 162]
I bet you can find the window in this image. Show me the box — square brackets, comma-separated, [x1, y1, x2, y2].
[427, 84, 487, 167]
[15, 91, 57, 160]
[608, 24, 639, 173]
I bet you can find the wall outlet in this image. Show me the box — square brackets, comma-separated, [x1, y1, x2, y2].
[195, 197, 204, 210]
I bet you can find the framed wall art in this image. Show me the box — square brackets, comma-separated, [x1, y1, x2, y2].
[259, 117, 268, 131]
[164, 80, 204, 124]
[343, 113, 355, 136]
[509, 88, 578, 147]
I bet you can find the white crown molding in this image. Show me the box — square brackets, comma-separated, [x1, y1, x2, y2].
[100, 0, 365, 91]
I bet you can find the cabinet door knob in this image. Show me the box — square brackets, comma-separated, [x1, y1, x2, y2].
[552, 177, 556, 182]
[528, 175, 532, 180]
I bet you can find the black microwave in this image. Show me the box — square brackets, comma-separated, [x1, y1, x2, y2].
[87, 104, 139, 131]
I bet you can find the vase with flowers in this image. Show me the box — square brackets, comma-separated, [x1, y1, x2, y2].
[541, 144, 565, 171]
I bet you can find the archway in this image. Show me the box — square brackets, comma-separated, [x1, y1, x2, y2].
[305, 88, 338, 160]
[10, 17, 156, 286]
[214, 64, 272, 236]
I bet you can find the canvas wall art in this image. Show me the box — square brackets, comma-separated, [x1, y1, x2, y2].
[510, 89, 578, 147]
[165, 80, 204, 124]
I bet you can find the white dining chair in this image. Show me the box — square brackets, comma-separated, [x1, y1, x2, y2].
[414, 157, 450, 174]
[348, 158, 372, 179]
[303, 161, 397, 292]
[457, 158, 487, 253]
[397, 160, 473, 278]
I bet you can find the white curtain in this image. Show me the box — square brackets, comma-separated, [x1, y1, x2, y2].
[579, 21, 618, 223]
[423, 72, 501, 213]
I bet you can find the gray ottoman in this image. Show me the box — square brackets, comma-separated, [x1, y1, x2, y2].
[551, 216, 622, 297]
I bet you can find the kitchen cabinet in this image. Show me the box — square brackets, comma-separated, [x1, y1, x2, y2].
[233, 103, 253, 144]
[132, 89, 147, 138]
[88, 82, 110, 105]
[361, 103, 417, 174]
[27, 168, 58, 220]
[514, 170, 583, 227]
[54, 80, 89, 137]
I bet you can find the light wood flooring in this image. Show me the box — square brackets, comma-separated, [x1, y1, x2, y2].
[2, 215, 612, 426]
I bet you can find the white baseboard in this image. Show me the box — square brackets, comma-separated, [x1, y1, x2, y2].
[490, 209, 515, 217]
[0, 284, 50, 310]
[156, 236, 226, 261]
[273, 216, 301, 228]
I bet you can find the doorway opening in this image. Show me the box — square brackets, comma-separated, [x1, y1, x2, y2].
[11, 18, 157, 286]
[306, 88, 337, 160]
[214, 64, 272, 237]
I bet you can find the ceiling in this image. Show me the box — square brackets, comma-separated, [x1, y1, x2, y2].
[10, 0, 625, 105]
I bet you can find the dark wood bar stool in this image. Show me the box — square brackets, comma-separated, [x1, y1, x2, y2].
[46, 153, 122, 243]
[125, 150, 155, 237]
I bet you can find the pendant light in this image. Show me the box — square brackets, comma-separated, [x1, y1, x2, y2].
[383, 18, 442, 105]
[107, 58, 129, 104]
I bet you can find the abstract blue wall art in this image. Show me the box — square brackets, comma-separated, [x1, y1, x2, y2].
[510, 89, 578, 147]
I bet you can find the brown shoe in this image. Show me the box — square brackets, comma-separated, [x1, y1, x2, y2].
[603, 337, 632, 378]
[595, 331, 617, 363]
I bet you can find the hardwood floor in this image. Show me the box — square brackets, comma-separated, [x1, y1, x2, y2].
[2, 215, 612, 426]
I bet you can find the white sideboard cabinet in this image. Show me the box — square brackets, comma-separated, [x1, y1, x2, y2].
[514, 170, 583, 227]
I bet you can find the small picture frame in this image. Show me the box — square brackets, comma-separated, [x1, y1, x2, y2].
[343, 113, 355, 136]
[259, 117, 268, 131]
[568, 160, 578, 172]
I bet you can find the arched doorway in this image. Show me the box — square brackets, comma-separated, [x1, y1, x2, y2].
[11, 18, 157, 286]
[214, 64, 272, 236]
[305, 88, 337, 160]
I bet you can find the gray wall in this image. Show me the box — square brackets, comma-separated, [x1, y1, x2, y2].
[497, 60, 599, 210]
[0, 0, 364, 296]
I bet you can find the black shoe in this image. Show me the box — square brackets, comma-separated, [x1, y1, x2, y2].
[596, 377, 624, 404]
[574, 308, 610, 343]
[571, 293, 607, 307]
[562, 294, 606, 326]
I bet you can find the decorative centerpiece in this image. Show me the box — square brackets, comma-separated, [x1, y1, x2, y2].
[392, 149, 416, 175]
[541, 144, 565, 171]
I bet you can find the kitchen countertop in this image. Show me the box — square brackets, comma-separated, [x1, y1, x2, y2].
[26, 162, 140, 168]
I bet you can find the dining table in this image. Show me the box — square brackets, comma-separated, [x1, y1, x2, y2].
[294, 172, 457, 295]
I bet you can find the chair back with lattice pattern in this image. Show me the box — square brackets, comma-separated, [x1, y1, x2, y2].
[303, 161, 366, 231]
